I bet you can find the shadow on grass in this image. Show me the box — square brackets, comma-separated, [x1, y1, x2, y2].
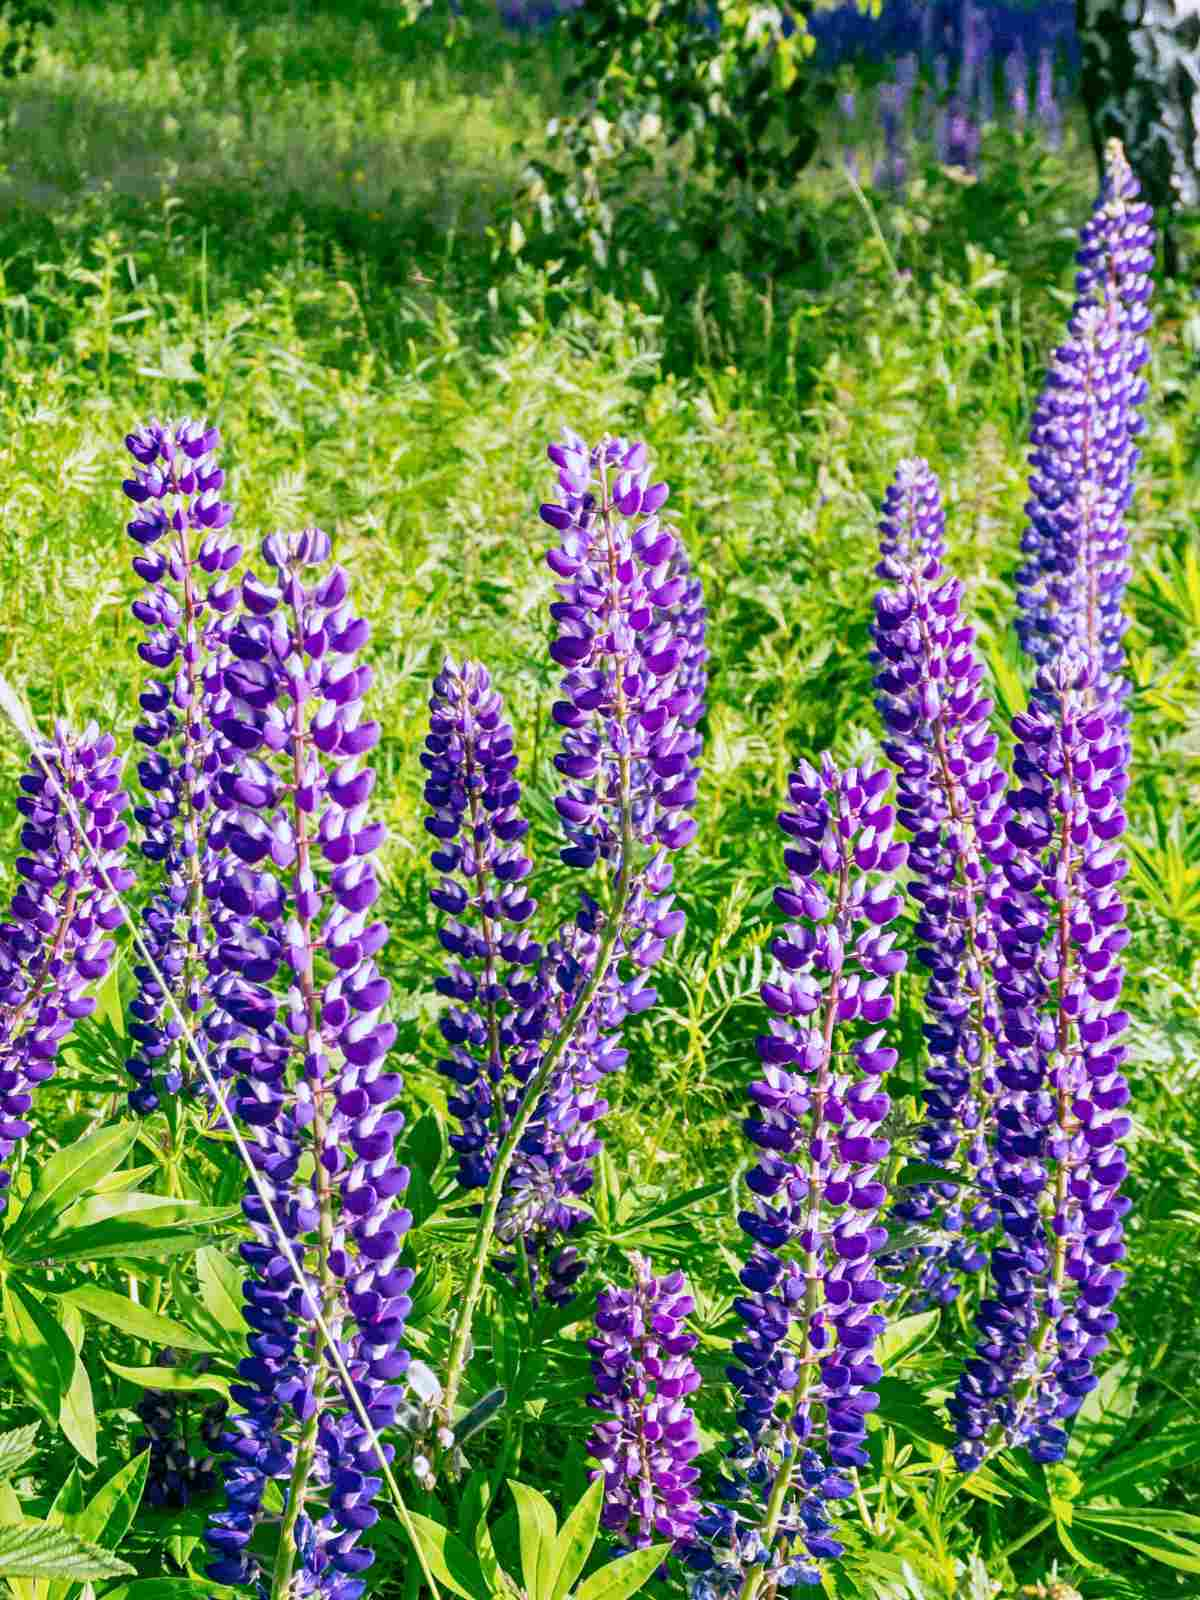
[0, 0, 558, 291]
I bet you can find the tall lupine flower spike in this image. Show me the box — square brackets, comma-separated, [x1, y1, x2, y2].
[436, 435, 704, 1425]
[423, 657, 542, 1194]
[949, 646, 1131, 1470]
[202, 529, 411, 1600]
[121, 417, 241, 1112]
[691, 757, 906, 1598]
[496, 438, 706, 1293]
[871, 459, 1008, 1304]
[1014, 140, 1154, 694]
[586, 1255, 703, 1554]
[0, 723, 133, 1206]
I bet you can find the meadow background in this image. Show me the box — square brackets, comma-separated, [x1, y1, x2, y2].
[1, 1, 1200, 1595]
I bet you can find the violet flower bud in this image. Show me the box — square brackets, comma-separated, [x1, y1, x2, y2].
[1015, 141, 1154, 704]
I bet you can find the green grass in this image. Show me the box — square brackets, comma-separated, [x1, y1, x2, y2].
[2, 2, 1200, 1596]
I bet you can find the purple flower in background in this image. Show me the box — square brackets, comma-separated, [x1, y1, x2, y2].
[587, 1256, 703, 1552]
[135, 1353, 228, 1509]
[692, 756, 906, 1594]
[1006, 42, 1030, 129]
[950, 647, 1131, 1469]
[423, 658, 540, 1194]
[203, 529, 410, 1600]
[870, 459, 1007, 1304]
[1015, 141, 1155, 703]
[1035, 44, 1061, 148]
[121, 416, 240, 1113]
[0, 723, 132, 1206]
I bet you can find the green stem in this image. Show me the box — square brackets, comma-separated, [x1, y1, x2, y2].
[999, 1511, 1053, 1562]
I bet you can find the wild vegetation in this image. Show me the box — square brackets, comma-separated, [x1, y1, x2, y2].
[1, 3, 1200, 1598]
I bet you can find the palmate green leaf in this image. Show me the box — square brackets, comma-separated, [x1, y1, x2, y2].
[58, 1285, 216, 1353]
[68, 1451, 149, 1550]
[574, 1543, 672, 1600]
[874, 1311, 939, 1373]
[2, 1283, 73, 1430]
[195, 1247, 250, 1338]
[0, 1523, 134, 1579]
[548, 1476, 604, 1600]
[1084, 1421, 1200, 1496]
[894, 1161, 969, 1189]
[405, 1511, 494, 1600]
[509, 1479, 557, 1600]
[103, 1361, 231, 1398]
[10, 1194, 238, 1265]
[2, 1125, 140, 1255]
[101, 1583, 230, 1600]
[1075, 1508, 1200, 1575]
[1064, 1357, 1137, 1470]
[0, 1425, 40, 1484]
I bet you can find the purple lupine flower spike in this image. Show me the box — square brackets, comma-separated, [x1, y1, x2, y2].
[692, 756, 906, 1594]
[0, 723, 133, 1204]
[587, 1255, 703, 1553]
[1015, 143, 1155, 687]
[203, 530, 409, 1599]
[950, 646, 1131, 1470]
[121, 416, 241, 1112]
[423, 658, 540, 1194]
[871, 460, 1008, 1303]
[486, 438, 704, 1295]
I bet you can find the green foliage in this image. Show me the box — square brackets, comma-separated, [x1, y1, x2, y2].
[408, 1478, 668, 1600]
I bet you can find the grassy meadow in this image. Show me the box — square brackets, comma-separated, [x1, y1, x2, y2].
[2, 1, 1200, 1595]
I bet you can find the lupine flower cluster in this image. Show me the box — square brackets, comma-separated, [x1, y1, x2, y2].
[949, 646, 1131, 1466]
[947, 140, 1149, 1471]
[201, 528, 411, 1597]
[586, 1256, 703, 1552]
[135, 1352, 229, 1509]
[692, 756, 907, 1594]
[1014, 140, 1154, 698]
[822, 0, 1077, 190]
[0, 722, 132, 1208]
[423, 433, 706, 1306]
[871, 458, 1007, 1303]
[121, 417, 239, 1113]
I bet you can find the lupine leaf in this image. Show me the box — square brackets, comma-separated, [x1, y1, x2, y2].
[574, 1544, 671, 1600]
[59, 1285, 216, 1353]
[2, 1283, 74, 1429]
[548, 1475, 603, 1600]
[0, 1523, 135, 1579]
[13, 1196, 237, 1264]
[3, 1126, 140, 1253]
[508, 1479, 558, 1600]
[68, 1451, 149, 1549]
[102, 1361, 230, 1397]
[405, 1512, 493, 1600]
